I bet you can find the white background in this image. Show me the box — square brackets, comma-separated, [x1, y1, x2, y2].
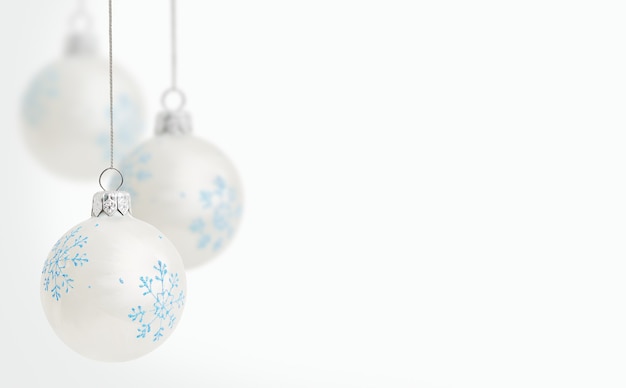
[1, 0, 625, 387]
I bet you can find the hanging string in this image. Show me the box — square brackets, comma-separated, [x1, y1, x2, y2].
[161, 0, 186, 111]
[108, 0, 114, 169]
[170, 0, 177, 90]
[99, 0, 123, 191]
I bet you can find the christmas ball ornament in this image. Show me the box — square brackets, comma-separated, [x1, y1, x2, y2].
[120, 108, 243, 268]
[40, 188, 187, 362]
[21, 30, 144, 179]
[118, 0, 243, 269]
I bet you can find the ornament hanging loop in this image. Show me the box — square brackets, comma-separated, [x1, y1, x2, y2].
[161, 87, 187, 111]
[99, 167, 124, 192]
[161, 0, 186, 112]
[68, 1, 93, 34]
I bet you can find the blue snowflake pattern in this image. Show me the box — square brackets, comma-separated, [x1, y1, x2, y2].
[41, 226, 89, 301]
[119, 148, 152, 197]
[189, 218, 211, 248]
[190, 176, 242, 252]
[97, 93, 143, 164]
[128, 260, 185, 342]
[22, 67, 59, 127]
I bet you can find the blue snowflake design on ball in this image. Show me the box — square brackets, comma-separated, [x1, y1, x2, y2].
[22, 66, 59, 127]
[41, 226, 89, 301]
[97, 93, 144, 164]
[189, 176, 242, 252]
[128, 260, 185, 342]
[119, 149, 152, 197]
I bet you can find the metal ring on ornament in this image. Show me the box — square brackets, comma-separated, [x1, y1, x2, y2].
[68, 9, 93, 34]
[99, 167, 124, 192]
[161, 88, 187, 111]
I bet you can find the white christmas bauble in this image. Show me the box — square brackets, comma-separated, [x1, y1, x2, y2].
[21, 35, 144, 179]
[40, 191, 187, 362]
[120, 111, 243, 268]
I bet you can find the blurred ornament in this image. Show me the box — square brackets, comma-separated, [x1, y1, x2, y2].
[40, 1, 186, 362]
[21, 2, 145, 179]
[121, 109, 243, 269]
[120, 0, 243, 269]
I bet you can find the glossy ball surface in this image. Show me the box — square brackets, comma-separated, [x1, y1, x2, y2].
[21, 56, 144, 179]
[40, 215, 186, 362]
[120, 134, 243, 268]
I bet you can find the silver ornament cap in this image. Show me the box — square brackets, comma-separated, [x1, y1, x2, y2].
[64, 32, 98, 57]
[155, 109, 192, 135]
[92, 191, 132, 217]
